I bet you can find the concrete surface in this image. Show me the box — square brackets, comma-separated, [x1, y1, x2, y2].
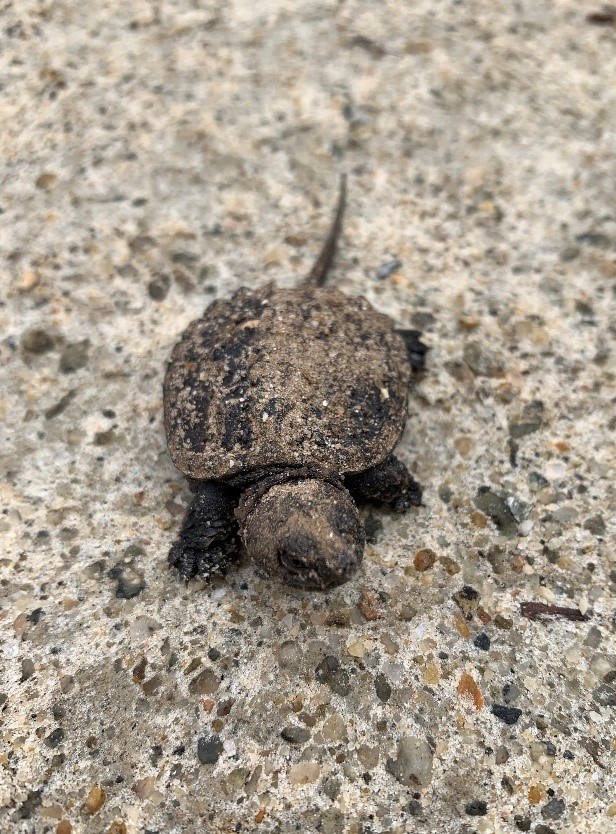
[1, 1, 615, 832]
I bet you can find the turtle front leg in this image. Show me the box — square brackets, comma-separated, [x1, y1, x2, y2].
[397, 329, 428, 372]
[169, 482, 241, 580]
[346, 455, 423, 514]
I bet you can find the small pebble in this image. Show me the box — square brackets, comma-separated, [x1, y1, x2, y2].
[281, 725, 310, 744]
[474, 487, 517, 537]
[457, 672, 484, 710]
[376, 258, 402, 279]
[21, 328, 54, 354]
[315, 656, 351, 696]
[453, 585, 480, 618]
[108, 551, 146, 599]
[375, 672, 392, 702]
[414, 548, 436, 571]
[494, 746, 509, 764]
[357, 588, 382, 621]
[188, 669, 220, 695]
[386, 736, 433, 788]
[59, 341, 89, 374]
[592, 683, 616, 707]
[491, 704, 522, 725]
[465, 800, 487, 816]
[473, 632, 491, 651]
[347, 639, 366, 658]
[84, 785, 106, 814]
[289, 761, 320, 785]
[584, 514, 606, 536]
[508, 400, 544, 438]
[197, 735, 223, 765]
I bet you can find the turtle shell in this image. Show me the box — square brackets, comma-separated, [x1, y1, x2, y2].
[164, 283, 410, 481]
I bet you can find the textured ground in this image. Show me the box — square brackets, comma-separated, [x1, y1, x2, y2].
[1, 1, 615, 833]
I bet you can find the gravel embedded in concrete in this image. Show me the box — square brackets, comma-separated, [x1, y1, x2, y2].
[1, 1, 615, 832]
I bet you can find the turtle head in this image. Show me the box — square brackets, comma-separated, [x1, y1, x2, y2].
[239, 478, 364, 590]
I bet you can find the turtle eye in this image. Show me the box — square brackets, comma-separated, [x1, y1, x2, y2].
[276, 533, 317, 575]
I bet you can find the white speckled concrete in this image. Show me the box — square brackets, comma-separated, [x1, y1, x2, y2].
[1, 2, 615, 832]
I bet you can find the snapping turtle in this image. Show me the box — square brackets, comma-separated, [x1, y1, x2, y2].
[164, 177, 427, 590]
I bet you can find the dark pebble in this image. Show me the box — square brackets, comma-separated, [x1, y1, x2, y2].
[315, 656, 351, 696]
[148, 274, 170, 301]
[592, 683, 616, 707]
[509, 400, 544, 438]
[172, 250, 199, 265]
[563, 750, 574, 760]
[197, 735, 223, 765]
[535, 826, 557, 834]
[59, 341, 89, 373]
[44, 389, 76, 420]
[514, 816, 531, 832]
[576, 299, 594, 317]
[542, 798, 565, 820]
[584, 514, 606, 536]
[322, 777, 341, 802]
[207, 647, 221, 661]
[15, 790, 43, 820]
[438, 484, 453, 504]
[28, 608, 43, 625]
[407, 799, 423, 817]
[281, 725, 311, 744]
[44, 728, 64, 748]
[375, 673, 392, 702]
[93, 429, 116, 446]
[453, 585, 480, 618]
[465, 800, 487, 816]
[529, 471, 549, 488]
[559, 245, 580, 262]
[463, 340, 504, 377]
[474, 487, 517, 537]
[108, 557, 146, 600]
[491, 704, 522, 725]
[473, 632, 490, 651]
[142, 674, 163, 696]
[575, 231, 611, 248]
[188, 668, 219, 696]
[21, 328, 54, 354]
[150, 744, 163, 766]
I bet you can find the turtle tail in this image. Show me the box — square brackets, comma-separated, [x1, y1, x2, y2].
[303, 173, 347, 288]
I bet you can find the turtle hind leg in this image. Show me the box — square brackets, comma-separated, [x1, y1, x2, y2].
[168, 482, 241, 580]
[397, 329, 428, 372]
[346, 455, 423, 514]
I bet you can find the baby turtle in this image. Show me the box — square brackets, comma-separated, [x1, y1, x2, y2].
[164, 177, 427, 590]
